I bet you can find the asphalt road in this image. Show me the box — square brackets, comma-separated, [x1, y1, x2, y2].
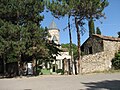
[0, 73, 120, 90]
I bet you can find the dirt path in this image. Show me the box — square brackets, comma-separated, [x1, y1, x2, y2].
[0, 73, 120, 90]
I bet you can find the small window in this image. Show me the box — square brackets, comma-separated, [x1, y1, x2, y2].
[52, 35, 57, 42]
[89, 46, 93, 54]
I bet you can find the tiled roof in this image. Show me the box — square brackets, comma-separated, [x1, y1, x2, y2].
[81, 34, 120, 47]
[93, 34, 120, 41]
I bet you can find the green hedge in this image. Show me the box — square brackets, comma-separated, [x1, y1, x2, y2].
[41, 69, 51, 75]
[56, 69, 64, 74]
[112, 51, 120, 69]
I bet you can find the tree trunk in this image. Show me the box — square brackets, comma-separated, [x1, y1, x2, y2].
[35, 59, 38, 76]
[3, 58, 6, 76]
[68, 15, 73, 75]
[75, 17, 81, 74]
[2, 53, 6, 76]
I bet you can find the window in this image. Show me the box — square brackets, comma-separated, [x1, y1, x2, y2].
[52, 35, 57, 42]
[89, 46, 93, 54]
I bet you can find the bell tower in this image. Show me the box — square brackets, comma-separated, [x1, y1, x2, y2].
[48, 21, 60, 44]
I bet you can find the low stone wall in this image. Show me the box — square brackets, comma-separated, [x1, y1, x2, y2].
[81, 51, 115, 74]
[81, 39, 120, 74]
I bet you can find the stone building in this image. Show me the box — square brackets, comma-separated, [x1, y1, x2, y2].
[48, 21, 60, 44]
[47, 21, 71, 74]
[81, 34, 120, 73]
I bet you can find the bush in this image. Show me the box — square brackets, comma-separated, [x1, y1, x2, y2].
[56, 69, 64, 74]
[111, 51, 120, 69]
[41, 69, 50, 75]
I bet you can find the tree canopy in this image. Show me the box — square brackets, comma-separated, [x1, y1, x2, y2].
[89, 19, 95, 36]
[61, 43, 78, 60]
[46, 0, 109, 74]
[96, 27, 102, 35]
[0, 0, 44, 26]
[0, 0, 109, 75]
[0, 0, 60, 66]
[1, 0, 43, 63]
[118, 32, 120, 38]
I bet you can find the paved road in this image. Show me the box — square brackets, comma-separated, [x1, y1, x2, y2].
[0, 73, 120, 90]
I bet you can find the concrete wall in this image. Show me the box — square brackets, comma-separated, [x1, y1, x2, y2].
[81, 40, 120, 74]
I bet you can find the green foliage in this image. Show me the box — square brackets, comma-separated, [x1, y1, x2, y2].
[47, 0, 109, 19]
[0, 0, 45, 63]
[56, 69, 64, 74]
[0, 0, 44, 25]
[118, 32, 120, 38]
[47, 0, 109, 52]
[96, 27, 102, 35]
[89, 19, 95, 36]
[41, 68, 51, 75]
[45, 40, 61, 61]
[0, 19, 21, 63]
[46, 0, 109, 74]
[61, 43, 70, 50]
[46, 0, 69, 18]
[61, 43, 78, 60]
[0, 0, 60, 65]
[111, 51, 120, 69]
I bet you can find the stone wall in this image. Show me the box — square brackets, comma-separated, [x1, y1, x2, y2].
[81, 40, 120, 74]
[81, 36, 104, 55]
[103, 40, 120, 53]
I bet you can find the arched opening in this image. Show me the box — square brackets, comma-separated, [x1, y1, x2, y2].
[52, 35, 57, 42]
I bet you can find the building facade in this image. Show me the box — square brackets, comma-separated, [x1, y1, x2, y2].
[81, 34, 120, 73]
[47, 21, 71, 74]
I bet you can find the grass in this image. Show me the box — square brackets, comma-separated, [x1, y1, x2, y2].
[41, 69, 51, 75]
[105, 69, 120, 73]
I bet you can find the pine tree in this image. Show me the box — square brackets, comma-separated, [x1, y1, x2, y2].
[89, 19, 95, 36]
[96, 27, 102, 35]
[0, 0, 60, 76]
[46, 0, 109, 74]
[47, 0, 74, 75]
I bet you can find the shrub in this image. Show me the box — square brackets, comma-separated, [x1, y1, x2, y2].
[41, 69, 50, 75]
[111, 51, 120, 69]
[56, 69, 64, 74]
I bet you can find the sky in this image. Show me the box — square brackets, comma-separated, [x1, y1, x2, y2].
[41, 0, 120, 45]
